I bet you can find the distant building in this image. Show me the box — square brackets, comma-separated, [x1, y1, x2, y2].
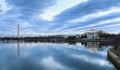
[85, 29, 103, 39]
[18, 24, 20, 38]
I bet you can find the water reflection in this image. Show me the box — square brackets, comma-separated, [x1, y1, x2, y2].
[17, 41, 20, 56]
[81, 42, 100, 51]
[0, 41, 117, 70]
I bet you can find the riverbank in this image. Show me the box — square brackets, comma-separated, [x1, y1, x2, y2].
[0, 36, 109, 42]
[107, 47, 120, 70]
[79, 39, 109, 42]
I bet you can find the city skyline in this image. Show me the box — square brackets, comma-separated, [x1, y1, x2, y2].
[0, 0, 120, 36]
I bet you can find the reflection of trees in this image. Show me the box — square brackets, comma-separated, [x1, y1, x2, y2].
[80, 42, 120, 51]
[68, 41, 76, 45]
[81, 42, 101, 51]
[0, 33, 120, 44]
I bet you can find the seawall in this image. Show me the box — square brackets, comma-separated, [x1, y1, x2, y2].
[107, 47, 120, 70]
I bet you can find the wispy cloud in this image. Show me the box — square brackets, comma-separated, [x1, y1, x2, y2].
[64, 17, 120, 31]
[0, 0, 120, 36]
[40, 0, 88, 21]
[0, 0, 12, 15]
[68, 7, 120, 23]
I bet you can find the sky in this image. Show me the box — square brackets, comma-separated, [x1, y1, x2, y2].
[0, 0, 120, 36]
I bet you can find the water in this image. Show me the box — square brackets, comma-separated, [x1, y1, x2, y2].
[0, 42, 117, 70]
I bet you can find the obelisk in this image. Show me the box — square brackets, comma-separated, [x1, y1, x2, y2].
[18, 24, 20, 38]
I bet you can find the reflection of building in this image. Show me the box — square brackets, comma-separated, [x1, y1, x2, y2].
[85, 29, 103, 39]
[17, 24, 20, 56]
[17, 41, 20, 56]
[84, 42, 101, 51]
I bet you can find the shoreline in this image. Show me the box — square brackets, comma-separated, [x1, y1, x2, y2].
[107, 47, 120, 70]
[0, 37, 109, 42]
[0, 39, 109, 43]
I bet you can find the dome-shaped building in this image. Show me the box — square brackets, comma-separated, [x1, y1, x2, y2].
[85, 29, 103, 39]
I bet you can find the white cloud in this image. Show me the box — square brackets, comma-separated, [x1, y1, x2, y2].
[63, 17, 120, 32]
[68, 7, 120, 23]
[78, 17, 120, 29]
[71, 54, 114, 67]
[72, 23, 120, 34]
[0, 0, 12, 15]
[41, 57, 69, 70]
[20, 21, 31, 28]
[97, 23, 120, 29]
[40, 0, 88, 21]
[52, 7, 120, 32]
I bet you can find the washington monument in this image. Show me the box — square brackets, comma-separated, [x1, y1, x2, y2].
[18, 24, 20, 38]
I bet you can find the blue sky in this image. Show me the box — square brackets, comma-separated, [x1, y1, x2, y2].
[0, 0, 120, 36]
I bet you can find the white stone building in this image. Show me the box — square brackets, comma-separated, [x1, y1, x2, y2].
[85, 29, 103, 39]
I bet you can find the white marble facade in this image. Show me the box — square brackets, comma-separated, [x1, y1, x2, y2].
[85, 29, 102, 39]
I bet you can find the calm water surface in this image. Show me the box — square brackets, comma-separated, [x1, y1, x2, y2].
[0, 42, 117, 70]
